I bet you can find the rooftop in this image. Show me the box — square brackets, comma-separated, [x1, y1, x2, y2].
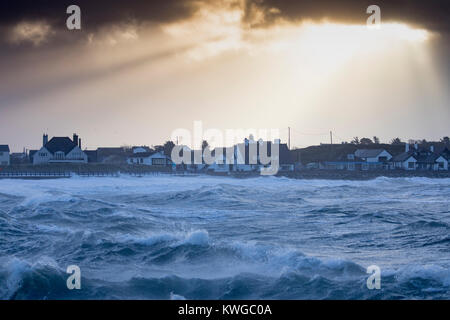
[45, 137, 77, 155]
[354, 149, 388, 158]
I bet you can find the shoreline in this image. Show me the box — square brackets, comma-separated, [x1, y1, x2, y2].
[1, 169, 449, 180]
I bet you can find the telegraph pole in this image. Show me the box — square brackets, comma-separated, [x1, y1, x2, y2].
[288, 127, 291, 150]
[330, 131, 333, 145]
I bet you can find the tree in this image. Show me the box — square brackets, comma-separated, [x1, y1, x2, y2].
[360, 137, 373, 145]
[390, 138, 402, 145]
[441, 136, 450, 146]
[373, 136, 380, 144]
[163, 140, 175, 157]
[351, 137, 360, 145]
[153, 145, 164, 153]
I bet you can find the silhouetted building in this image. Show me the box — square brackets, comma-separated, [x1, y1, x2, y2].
[33, 133, 88, 164]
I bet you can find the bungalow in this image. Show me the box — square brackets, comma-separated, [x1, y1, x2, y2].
[33, 134, 88, 165]
[127, 151, 173, 167]
[435, 154, 448, 171]
[391, 151, 417, 170]
[0, 145, 10, 166]
[414, 145, 444, 170]
[354, 149, 392, 163]
[441, 148, 450, 170]
[390, 144, 447, 171]
[323, 148, 392, 171]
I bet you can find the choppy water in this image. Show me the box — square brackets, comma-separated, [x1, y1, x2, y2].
[0, 175, 449, 300]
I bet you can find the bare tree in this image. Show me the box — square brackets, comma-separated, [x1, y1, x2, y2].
[351, 137, 360, 145]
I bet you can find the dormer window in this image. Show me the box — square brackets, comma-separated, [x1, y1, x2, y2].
[54, 151, 65, 160]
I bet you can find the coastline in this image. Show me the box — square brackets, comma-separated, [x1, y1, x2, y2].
[1, 165, 449, 181]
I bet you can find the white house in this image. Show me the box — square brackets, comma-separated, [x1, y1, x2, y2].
[127, 151, 173, 167]
[0, 145, 10, 166]
[354, 149, 392, 163]
[391, 153, 417, 170]
[33, 134, 88, 165]
[435, 155, 448, 171]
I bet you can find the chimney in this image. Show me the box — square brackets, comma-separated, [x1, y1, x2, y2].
[73, 133, 79, 146]
[43, 134, 48, 146]
[414, 143, 418, 150]
[274, 139, 281, 144]
[405, 143, 409, 152]
[430, 145, 434, 153]
[78, 138, 82, 149]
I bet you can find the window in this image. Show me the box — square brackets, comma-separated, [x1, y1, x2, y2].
[39, 152, 47, 157]
[438, 162, 444, 169]
[54, 152, 64, 160]
[152, 158, 166, 165]
[140, 158, 143, 164]
[0, 152, 3, 156]
[408, 162, 415, 169]
[379, 156, 388, 162]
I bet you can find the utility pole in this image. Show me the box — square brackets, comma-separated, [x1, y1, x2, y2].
[288, 127, 291, 150]
[330, 131, 333, 145]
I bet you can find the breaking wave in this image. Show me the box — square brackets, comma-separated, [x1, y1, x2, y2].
[0, 175, 449, 299]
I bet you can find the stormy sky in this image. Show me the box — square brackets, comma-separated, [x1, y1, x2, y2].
[0, 0, 449, 151]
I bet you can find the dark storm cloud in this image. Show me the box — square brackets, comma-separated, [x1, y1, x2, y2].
[1, 0, 449, 32]
[245, 0, 450, 32]
[1, 0, 449, 47]
[0, 0, 195, 29]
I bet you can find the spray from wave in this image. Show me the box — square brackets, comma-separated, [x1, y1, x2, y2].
[0, 176, 449, 299]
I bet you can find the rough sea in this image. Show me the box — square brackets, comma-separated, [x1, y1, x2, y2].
[0, 175, 449, 300]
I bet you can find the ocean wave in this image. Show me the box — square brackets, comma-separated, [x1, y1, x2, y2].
[1, 254, 448, 299]
[1, 175, 449, 299]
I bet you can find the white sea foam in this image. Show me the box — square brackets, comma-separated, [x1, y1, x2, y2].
[170, 292, 187, 300]
[117, 229, 210, 247]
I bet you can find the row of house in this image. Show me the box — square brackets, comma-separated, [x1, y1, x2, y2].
[164, 138, 295, 174]
[2, 133, 295, 174]
[308, 143, 449, 171]
[1, 134, 449, 172]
